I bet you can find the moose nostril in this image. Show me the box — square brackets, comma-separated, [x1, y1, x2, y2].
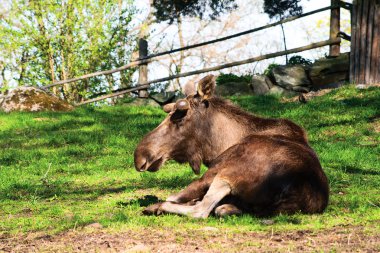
[139, 161, 147, 171]
[134, 156, 147, 172]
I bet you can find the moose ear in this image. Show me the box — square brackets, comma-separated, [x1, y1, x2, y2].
[197, 75, 216, 99]
[163, 103, 175, 113]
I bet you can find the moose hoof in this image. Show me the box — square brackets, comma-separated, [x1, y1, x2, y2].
[214, 204, 242, 217]
[142, 203, 163, 216]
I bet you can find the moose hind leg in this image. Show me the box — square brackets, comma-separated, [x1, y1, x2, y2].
[160, 177, 231, 218]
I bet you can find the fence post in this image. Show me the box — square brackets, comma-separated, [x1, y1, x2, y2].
[138, 38, 149, 98]
[329, 0, 341, 57]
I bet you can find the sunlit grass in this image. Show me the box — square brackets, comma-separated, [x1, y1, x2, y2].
[0, 85, 379, 235]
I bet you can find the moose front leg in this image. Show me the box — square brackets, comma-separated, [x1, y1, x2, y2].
[166, 168, 218, 203]
[159, 177, 232, 218]
[142, 168, 218, 215]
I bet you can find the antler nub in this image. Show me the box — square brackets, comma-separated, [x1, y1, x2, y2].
[175, 99, 190, 111]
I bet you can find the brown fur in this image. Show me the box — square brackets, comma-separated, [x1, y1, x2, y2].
[134, 75, 329, 217]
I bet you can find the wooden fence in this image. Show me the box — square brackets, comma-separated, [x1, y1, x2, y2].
[349, 0, 380, 84]
[42, 0, 352, 105]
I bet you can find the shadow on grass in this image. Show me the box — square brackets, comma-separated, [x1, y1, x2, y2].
[116, 195, 162, 207]
[341, 166, 380, 176]
[1, 174, 195, 201]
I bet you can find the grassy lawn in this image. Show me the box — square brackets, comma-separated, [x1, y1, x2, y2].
[0, 85, 379, 249]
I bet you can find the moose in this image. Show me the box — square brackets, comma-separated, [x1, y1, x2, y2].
[134, 75, 329, 218]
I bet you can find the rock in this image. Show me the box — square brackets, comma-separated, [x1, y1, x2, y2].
[149, 91, 178, 105]
[215, 81, 253, 96]
[0, 86, 74, 113]
[250, 75, 274, 95]
[309, 53, 349, 89]
[356, 84, 367, 89]
[271, 65, 311, 92]
[268, 85, 298, 96]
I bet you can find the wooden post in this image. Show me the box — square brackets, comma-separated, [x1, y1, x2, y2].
[138, 38, 149, 98]
[350, 0, 380, 84]
[349, 0, 357, 82]
[329, 0, 341, 57]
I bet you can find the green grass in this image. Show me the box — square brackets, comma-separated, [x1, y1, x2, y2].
[0, 85, 379, 236]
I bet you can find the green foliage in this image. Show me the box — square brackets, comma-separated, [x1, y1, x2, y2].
[0, 1, 137, 102]
[216, 73, 252, 85]
[263, 0, 303, 64]
[288, 55, 313, 66]
[263, 0, 302, 19]
[263, 63, 279, 76]
[153, 0, 238, 24]
[0, 86, 379, 236]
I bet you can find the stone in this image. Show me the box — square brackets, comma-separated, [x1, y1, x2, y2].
[149, 91, 178, 105]
[271, 65, 311, 92]
[268, 85, 297, 96]
[0, 86, 74, 113]
[309, 53, 349, 89]
[215, 81, 253, 96]
[250, 75, 274, 95]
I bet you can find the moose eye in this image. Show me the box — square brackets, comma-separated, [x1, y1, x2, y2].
[170, 110, 187, 122]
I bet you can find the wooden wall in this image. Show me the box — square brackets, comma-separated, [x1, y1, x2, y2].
[350, 0, 380, 84]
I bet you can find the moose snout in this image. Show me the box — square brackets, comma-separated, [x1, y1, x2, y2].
[134, 148, 149, 172]
[134, 147, 163, 172]
[134, 155, 147, 172]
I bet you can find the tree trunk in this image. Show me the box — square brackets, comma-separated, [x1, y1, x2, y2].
[35, 2, 58, 94]
[18, 51, 28, 86]
[60, 0, 73, 101]
[60, 50, 70, 100]
[350, 0, 380, 84]
[175, 14, 185, 90]
[48, 45, 57, 95]
[280, 23, 288, 64]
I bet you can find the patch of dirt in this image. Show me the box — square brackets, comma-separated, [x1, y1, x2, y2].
[283, 83, 380, 103]
[372, 119, 380, 134]
[1, 225, 379, 252]
[282, 89, 333, 103]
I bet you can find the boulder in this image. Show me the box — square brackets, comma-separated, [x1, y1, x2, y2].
[271, 65, 311, 92]
[149, 91, 178, 105]
[268, 85, 298, 96]
[0, 86, 74, 113]
[215, 81, 252, 96]
[309, 53, 349, 89]
[249, 75, 274, 95]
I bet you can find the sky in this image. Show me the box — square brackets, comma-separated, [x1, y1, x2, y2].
[0, 0, 352, 91]
[132, 0, 352, 91]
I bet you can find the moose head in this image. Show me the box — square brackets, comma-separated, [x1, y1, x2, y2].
[134, 75, 217, 175]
